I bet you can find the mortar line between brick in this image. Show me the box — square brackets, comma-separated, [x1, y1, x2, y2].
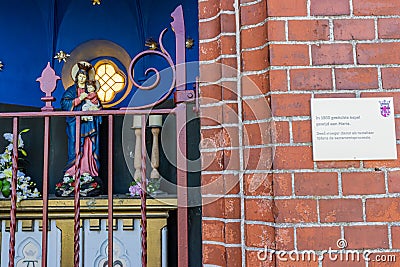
[329, 19, 334, 41]
[203, 194, 241, 198]
[202, 171, 240, 175]
[317, 199, 321, 223]
[286, 69, 291, 91]
[374, 18, 379, 40]
[384, 169, 389, 194]
[267, 15, 400, 20]
[203, 240, 242, 247]
[349, 0, 354, 16]
[377, 66, 383, 90]
[245, 246, 400, 253]
[352, 41, 357, 65]
[339, 226, 345, 256]
[200, 100, 238, 107]
[242, 94, 269, 100]
[362, 198, 367, 222]
[273, 193, 400, 199]
[388, 224, 393, 249]
[288, 119, 294, 144]
[240, 0, 264, 7]
[199, 32, 236, 44]
[241, 42, 269, 52]
[255, 168, 400, 174]
[199, 10, 236, 23]
[202, 217, 242, 222]
[307, 0, 310, 17]
[291, 173, 296, 196]
[332, 68, 337, 91]
[275, 223, 394, 228]
[276, 116, 311, 121]
[240, 17, 268, 30]
[200, 54, 240, 65]
[269, 39, 400, 45]
[269, 87, 400, 94]
[270, 64, 400, 70]
[285, 20, 289, 41]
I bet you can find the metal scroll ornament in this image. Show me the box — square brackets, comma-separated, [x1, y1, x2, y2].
[128, 28, 176, 109]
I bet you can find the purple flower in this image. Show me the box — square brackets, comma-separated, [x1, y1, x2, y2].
[129, 184, 142, 196]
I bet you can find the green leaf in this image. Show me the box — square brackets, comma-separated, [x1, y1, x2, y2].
[19, 129, 30, 134]
[0, 180, 3, 191]
[19, 149, 27, 156]
[2, 181, 11, 197]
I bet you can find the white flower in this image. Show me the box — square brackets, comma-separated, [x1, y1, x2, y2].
[31, 188, 40, 197]
[19, 183, 28, 190]
[81, 173, 92, 183]
[18, 135, 24, 148]
[6, 144, 13, 151]
[0, 129, 40, 202]
[63, 176, 72, 183]
[1, 152, 10, 163]
[3, 168, 12, 178]
[3, 133, 12, 142]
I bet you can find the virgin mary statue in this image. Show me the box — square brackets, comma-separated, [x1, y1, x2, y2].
[55, 61, 102, 197]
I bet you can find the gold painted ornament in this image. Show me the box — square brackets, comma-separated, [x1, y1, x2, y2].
[185, 37, 194, 49]
[145, 38, 158, 50]
[54, 51, 70, 63]
[92, 0, 101, 5]
[0, 61, 3, 71]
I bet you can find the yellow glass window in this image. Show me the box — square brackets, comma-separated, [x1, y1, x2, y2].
[94, 60, 126, 103]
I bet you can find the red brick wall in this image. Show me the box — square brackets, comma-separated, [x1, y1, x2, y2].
[199, 0, 400, 266]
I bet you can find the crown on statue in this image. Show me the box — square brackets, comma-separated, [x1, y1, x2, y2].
[77, 62, 93, 72]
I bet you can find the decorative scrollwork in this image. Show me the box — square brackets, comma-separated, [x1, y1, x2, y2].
[128, 28, 176, 93]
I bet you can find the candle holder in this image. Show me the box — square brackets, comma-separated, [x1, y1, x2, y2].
[132, 116, 142, 183]
[148, 115, 165, 195]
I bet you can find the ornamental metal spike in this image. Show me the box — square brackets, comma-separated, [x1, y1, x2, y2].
[37, 62, 60, 111]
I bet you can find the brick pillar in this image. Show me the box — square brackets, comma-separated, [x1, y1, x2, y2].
[199, 0, 272, 266]
[199, 0, 242, 266]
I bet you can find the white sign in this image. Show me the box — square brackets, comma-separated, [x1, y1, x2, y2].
[311, 97, 397, 161]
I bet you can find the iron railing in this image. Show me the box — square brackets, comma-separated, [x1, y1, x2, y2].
[0, 4, 193, 266]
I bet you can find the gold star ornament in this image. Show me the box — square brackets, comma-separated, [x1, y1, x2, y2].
[54, 51, 70, 63]
[92, 0, 101, 5]
[145, 38, 158, 50]
[0, 61, 3, 71]
[186, 38, 194, 49]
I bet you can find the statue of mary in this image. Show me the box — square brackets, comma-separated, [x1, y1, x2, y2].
[55, 61, 102, 197]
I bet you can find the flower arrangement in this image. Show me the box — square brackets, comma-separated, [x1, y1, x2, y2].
[128, 177, 159, 197]
[55, 173, 101, 197]
[0, 129, 41, 202]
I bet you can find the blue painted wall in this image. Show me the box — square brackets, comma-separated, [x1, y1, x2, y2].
[0, 0, 198, 108]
